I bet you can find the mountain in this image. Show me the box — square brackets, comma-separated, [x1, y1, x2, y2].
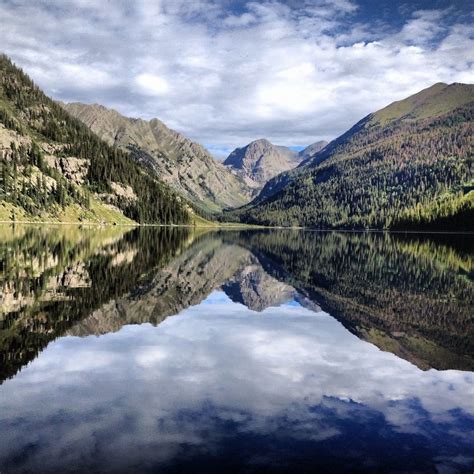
[223, 138, 304, 186]
[62, 102, 256, 212]
[298, 140, 328, 161]
[233, 83, 474, 229]
[0, 55, 189, 224]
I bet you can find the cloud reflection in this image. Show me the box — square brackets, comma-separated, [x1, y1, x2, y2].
[1, 291, 473, 473]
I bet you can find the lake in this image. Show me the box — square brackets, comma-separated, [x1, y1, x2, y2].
[1, 225, 473, 473]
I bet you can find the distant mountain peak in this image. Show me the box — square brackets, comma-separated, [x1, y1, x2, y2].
[224, 138, 303, 185]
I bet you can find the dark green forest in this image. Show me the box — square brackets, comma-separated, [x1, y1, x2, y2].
[0, 55, 190, 224]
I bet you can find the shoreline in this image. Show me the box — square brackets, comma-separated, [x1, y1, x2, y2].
[0, 220, 472, 234]
[0, 219, 266, 230]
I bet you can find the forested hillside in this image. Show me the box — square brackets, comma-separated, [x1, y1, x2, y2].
[232, 83, 473, 230]
[0, 55, 190, 224]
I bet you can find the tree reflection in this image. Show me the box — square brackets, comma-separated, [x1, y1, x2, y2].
[1, 225, 473, 384]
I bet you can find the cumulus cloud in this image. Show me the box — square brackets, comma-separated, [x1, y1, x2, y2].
[0, 0, 472, 155]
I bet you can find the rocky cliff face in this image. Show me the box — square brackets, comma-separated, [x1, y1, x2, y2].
[0, 55, 188, 225]
[62, 103, 257, 212]
[223, 139, 303, 186]
[222, 263, 297, 311]
[66, 235, 315, 336]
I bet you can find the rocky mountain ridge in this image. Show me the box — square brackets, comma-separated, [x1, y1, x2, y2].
[63, 102, 258, 212]
[62, 103, 328, 212]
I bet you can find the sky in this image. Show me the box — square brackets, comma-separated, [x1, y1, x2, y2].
[0, 0, 473, 158]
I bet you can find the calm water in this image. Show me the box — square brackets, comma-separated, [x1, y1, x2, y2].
[1, 226, 473, 473]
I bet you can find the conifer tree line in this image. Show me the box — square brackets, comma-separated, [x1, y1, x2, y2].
[0, 54, 190, 224]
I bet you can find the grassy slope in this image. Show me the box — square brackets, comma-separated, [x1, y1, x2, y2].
[373, 83, 473, 124]
[0, 198, 136, 224]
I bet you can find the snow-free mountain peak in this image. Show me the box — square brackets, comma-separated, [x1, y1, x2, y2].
[223, 138, 303, 186]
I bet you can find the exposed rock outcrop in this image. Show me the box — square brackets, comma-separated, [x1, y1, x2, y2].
[62, 103, 257, 212]
[224, 138, 303, 186]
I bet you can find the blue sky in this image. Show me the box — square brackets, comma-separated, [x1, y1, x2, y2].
[0, 0, 472, 158]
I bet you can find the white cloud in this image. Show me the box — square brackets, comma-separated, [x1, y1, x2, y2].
[134, 72, 170, 96]
[0, 0, 472, 154]
[397, 9, 447, 44]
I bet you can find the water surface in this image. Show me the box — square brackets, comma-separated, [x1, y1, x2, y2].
[1, 226, 473, 473]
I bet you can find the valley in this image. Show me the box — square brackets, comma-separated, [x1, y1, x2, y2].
[1, 3, 473, 473]
[0, 55, 472, 231]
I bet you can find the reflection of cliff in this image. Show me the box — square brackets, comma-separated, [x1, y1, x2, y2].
[68, 236, 307, 336]
[223, 264, 296, 311]
[0, 225, 128, 316]
[67, 237, 248, 336]
[0, 226, 191, 383]
[228, 230, 474, 371]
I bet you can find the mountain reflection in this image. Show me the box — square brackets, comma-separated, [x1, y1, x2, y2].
[1, 225, 473, 382]
[1, 225, 474, 473]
